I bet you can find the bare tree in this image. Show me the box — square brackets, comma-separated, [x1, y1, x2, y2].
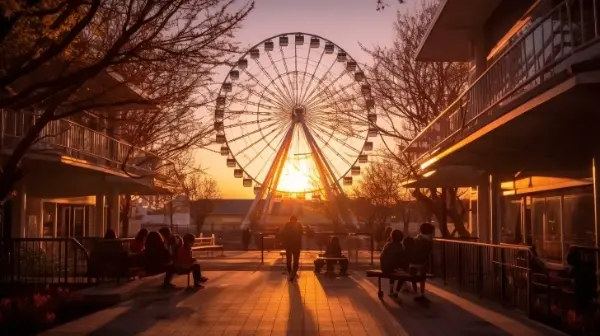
[351, 160, 404, 236]
[363, 2, 471, 237]
[186, 174, 221, 234]
[0, 0, 254, 210]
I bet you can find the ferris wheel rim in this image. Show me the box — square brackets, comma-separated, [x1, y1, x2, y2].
[215, 31, 376, 193]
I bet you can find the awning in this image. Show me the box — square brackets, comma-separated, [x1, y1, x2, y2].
[402, 165, 485, 188]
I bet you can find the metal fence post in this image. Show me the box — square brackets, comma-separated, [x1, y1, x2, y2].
[370, 233, 374, 265]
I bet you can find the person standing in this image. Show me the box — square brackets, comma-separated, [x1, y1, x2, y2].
[281, 215, 303, 281]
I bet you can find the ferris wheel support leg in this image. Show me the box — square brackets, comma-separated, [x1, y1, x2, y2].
[241, 124, 296, 230]
[300, 121, 359, 229]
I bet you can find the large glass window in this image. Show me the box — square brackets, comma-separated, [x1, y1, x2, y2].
[563, 188, 595, 256]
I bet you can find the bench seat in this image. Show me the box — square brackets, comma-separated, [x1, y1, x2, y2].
[192, 245, 224, 256]
[366, 269, 433, 299]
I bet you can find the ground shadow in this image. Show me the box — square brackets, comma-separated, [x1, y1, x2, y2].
[350, 276, 512, 336]
[285, 278, 319, 336]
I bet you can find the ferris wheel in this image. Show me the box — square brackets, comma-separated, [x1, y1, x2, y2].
[213, 32, 378, 228]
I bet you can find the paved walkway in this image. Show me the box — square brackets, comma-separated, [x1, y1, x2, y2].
[43, 268, 564, 336]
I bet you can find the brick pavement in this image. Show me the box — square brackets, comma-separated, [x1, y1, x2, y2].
[43, 268, 564, 336]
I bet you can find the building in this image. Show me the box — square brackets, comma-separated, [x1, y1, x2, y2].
[405, 0, 600, 265]
[1, 70, 170, 239]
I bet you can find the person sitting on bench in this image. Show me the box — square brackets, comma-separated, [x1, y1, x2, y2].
[143, 231, 173, 288]
[168, 233, 208, 288]
[380, 229, 405, 297]
[315, 236, 348, 274]
[410, 223, 434, 301]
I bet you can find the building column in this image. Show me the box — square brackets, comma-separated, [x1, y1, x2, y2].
[477, 180, 490, 243]
[26, 198, 44, 238]
[469, 187, 478, 237]
[11, 183, 27, 238]
[471, 29, 487, 79]
[489, 174, 503, 244]
[94, 194, 106, 237]
[53, 203, 58, 238]
[107, 189, 120, 236]
[593, 155, 600, 249]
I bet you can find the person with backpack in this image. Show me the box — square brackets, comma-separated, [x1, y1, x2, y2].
[281, 215, 303, 281]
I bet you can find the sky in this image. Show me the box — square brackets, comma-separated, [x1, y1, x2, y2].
[197, 0, 417, 199]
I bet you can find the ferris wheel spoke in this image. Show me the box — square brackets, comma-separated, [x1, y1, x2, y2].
[294, 43, 299, 105]
[297, 42, 314, 106]
[304, 123, 353, 168]
[300, 52, 339, 106]
[265, 51, 295, 105]
[298, 47, 325, 104]
[242, 68, 289, 108]
[229, 83, 284, 109]
[250, 58, 295, 108]
[228, 99, 281, 111]
[236, 120, 290, 157]
[224, 116, 279, 129]
[304, 72, 355, 109]
[306, 120, 362, 154]
[227, 119, 285, 143]
[245, 124, 290, 184]
[279, 47, 298, 105]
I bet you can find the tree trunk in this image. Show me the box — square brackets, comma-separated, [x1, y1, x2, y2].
[120, 195, 131, 237]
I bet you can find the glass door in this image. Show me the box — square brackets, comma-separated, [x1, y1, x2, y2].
[60, 205, 72, 237]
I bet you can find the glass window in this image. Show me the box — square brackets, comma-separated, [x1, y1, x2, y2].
[502, 198, 522, 243]
[563, 188, 595, 257]
[543, 196, 562, 263]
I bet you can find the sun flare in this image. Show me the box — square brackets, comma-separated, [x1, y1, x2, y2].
[276, 158, 315, 193]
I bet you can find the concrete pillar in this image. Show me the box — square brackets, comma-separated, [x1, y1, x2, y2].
[26, 198, 44, 238]
[94, 194, 105, 237]
[489, 174, 503, 244]
[107, 190, 120, 236]
[471, 29, 487, 79]
[469, 187, 478, 237]
[11, 183, 26, 238]
[53, 203, 58, 238]
[477, 181, 490, 243]
[593, 155, 600, 249]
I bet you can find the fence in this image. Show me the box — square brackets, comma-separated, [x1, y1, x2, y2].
[431, 238, 600, 333]
[0, 238, 90, 286]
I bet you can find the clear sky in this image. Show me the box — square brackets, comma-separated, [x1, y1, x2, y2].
[197, 0, 416, 199]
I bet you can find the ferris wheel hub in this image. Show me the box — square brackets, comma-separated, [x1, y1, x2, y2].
[292, 106, 305, 122]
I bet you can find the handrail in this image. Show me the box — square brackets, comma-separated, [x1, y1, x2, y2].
[434, 237, 532, 250]
[0, 110, 171, 177]
[405, 0, 600, 162]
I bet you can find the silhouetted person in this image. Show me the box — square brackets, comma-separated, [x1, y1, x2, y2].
[104, 229, 117, 239]
[131, 228, 149, 253]
[241, 227, 251, 250]
[380, 229, 405, 296]
[410, 223, 435, 301]
[171, 233, 208, 288]
[323, 236, 348, 274]
[143, 231, 172, 288]
[281, 216, 303, 281]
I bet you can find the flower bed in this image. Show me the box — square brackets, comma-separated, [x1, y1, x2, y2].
[0, 286, 110, 335]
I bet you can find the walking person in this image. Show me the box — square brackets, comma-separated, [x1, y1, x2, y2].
[281, 215, 303, 281]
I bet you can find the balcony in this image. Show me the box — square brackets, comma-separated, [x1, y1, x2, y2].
[0, 110, 167, 179]
[406, 0, 600, 167]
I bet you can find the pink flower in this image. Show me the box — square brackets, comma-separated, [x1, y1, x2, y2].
[44, 312, 55, 323]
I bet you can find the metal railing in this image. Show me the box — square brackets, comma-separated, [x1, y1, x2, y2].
[431, 238, 600, 333]
[406, 0, 600, 160]
[0, 238, 90, 286]
[0, 110, 168, 177]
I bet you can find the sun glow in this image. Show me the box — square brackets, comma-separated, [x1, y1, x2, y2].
[277, 157, 316, 193]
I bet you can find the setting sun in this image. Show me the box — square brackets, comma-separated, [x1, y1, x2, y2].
[276, 157, 315, 193]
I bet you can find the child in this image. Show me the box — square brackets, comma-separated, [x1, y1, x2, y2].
[174, 233, 208, 288]
[410, 223, 434, 301]
[380, 230, 405, 297]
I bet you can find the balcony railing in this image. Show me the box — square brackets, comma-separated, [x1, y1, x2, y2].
[406, 0, 600, 162]
[0, 110, 168, 177]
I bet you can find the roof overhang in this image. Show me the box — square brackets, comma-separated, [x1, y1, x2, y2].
[402, 165, 485, 188]
[415, 0, 502, 62]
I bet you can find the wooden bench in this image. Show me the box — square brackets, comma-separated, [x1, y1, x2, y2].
[314, 255, 348, 273]
[366, 269, 433, 299]
[191, 244, 224, 256]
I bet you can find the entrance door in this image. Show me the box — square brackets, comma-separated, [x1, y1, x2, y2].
[73, 207, 85, 237]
